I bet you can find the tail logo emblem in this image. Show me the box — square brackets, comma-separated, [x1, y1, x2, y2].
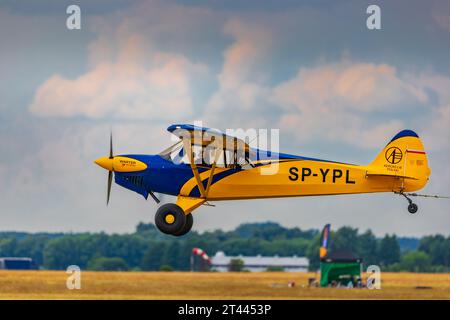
[385, 147, 403, 164]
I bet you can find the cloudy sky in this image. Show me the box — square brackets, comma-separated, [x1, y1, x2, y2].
[0, 0, 449, 236]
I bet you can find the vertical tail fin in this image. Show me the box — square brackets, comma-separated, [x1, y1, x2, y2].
[368, 130, 431, 190]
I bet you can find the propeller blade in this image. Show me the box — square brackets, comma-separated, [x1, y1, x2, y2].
[107, 170, 112, 205]
[109, 132, 113, 159]
[149, 191, 160, 204]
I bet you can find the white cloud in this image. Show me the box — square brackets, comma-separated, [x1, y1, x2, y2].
[432, 1, 450, 32]
[205, 19, 274, 128]
[275, 62, 427, 112]
[206, 22, 432, 149]
[201, 18, 441, 151]
[29, 34, 209, 120]
[424, 104, 450, 150]
[271, 61, 430, 148]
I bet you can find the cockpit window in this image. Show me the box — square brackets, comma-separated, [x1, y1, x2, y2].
[159, 139, 254, 169]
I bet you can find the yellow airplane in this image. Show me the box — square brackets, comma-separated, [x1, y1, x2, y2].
[94, 125, 431, 236]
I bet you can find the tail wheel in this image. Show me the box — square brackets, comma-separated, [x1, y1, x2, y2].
[155, 203, 186, 235]
[408, 203, 418, 214]
[397, 191, 419, 215]
[173, 213, 193, 237]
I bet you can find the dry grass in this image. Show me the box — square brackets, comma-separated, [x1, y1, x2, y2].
[1, 270, 450, 299]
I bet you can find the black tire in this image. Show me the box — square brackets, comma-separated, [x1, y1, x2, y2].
[408, 203, 418, 214]
[155, 203, 186, 235]
[173, 213, 193, 237]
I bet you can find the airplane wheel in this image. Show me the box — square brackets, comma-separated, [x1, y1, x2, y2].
[408, 203, 418, 214]
[173, 213, 193, 237]
[155, 203, 186, 235]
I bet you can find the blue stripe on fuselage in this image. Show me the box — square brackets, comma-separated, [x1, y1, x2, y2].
[189, 168, 240, 197]
[256, 148, 329, 162]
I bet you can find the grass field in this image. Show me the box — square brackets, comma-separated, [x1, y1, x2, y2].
[1, 270, 450, 299]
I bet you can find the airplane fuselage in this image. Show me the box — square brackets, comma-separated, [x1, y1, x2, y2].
[113, 153, 428, 202]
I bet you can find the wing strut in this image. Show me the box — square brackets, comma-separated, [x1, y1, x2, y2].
[183, 137, 206, 198]
[204, 147, 222, 197]
[182, 134, 223, 200]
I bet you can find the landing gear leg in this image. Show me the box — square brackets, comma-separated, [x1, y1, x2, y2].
[396, 191, 418, 214]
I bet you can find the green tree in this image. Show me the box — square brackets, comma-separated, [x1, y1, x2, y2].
[14, 235, 50, 267]
[378, 234, 401, 266]
[8, 222, 450, 274]
[228, 258, 244, 272]
[141, 242, 166, 271]
[357, 230, 378, 266]
[135, 222, 157, 234]
[88, 257, 129, 271]
[162, 241, 181, 270]
[331, 227, 359, 253]
[43, 236, 85, 269]
[160, 265, 173, 271]
[0, 238, 17, 256]
[398, 251, 431, 272]
[418, 235, 448, 267]
[445, 238, 450, 269]
[305, 234, 321, 271]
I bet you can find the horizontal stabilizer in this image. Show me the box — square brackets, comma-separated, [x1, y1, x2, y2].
[366, 171, 418, 180]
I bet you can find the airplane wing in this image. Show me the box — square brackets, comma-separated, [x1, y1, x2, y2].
[167, 124, 254, 200]
[167, 124, 252, 152]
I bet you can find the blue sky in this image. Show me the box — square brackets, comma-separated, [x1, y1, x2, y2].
[0, 0, 450, 236]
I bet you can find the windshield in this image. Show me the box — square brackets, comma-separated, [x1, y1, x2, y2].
[159, 140, 190, 164]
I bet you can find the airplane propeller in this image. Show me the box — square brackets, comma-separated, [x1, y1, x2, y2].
[107, 132, 113, 205]
[96, 132, 160, 205]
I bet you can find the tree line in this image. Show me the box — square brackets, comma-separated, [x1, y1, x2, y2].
[0, 222, 449, 272]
